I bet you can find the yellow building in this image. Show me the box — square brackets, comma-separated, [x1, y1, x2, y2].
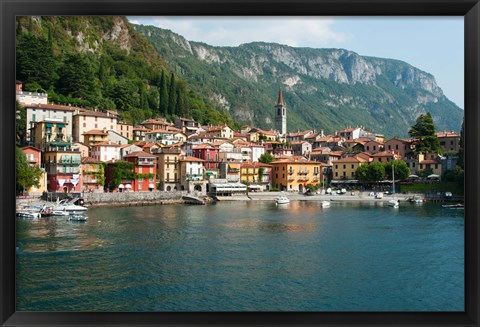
[270, 156, 325, 192]
[333, 156, 369, 180]
[32, 119, 69, 150]
[156, 147, 181, 191]
[240, 162, 272, 189]
[82, 129, 109, 147]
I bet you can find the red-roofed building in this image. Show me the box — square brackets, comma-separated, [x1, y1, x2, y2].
[192, 143, 220, 170]
[123, 151, 158, 192]
[436, 131, 461, 153]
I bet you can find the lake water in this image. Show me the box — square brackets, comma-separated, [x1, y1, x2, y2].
[16, 200, 464, 312]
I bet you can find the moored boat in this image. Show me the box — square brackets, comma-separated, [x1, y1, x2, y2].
[52, 198, 88, 212]
[69, 214, 88, 221]
[320, 200, 331, 208]
[442, 203, 464, 209]
[388, 199, 399, 208]
[275, 196, 290, 205]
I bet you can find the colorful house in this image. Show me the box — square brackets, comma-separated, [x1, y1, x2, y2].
[122, 151, 158, 192]
[240, 162, 273, 191]
[333, 156, 369, 180]
[21, 146, 47, 193]
[271, 156, 325, 192]
[81, 157, 104, 192]
[155, 147, 181, 191]
[42, 145, 82, 193]
[192, 143, 220, 170]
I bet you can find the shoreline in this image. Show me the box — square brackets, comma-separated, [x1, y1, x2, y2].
[17, 190, 462, 209]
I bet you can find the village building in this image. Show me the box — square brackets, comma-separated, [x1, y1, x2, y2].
[132, 125, 150, 141]
[436, 131, 461, 153]
[80, 156, 104, 192]
[270, 156, 325, 193]
[21, 146, 48, 193]
[179, 155, 207, 194]
[107, 130, 129, 145]
[90, 141, 121, 162]
[42, 144, 82, 193]
[16, 80, 48, 105]
[290, 141, 312, 157]
[155, 147, 181, 191]
[72, 108, 117, 143]
[116, 121, 134, 140]
[82, 129, 109, 147]
[31, 118, 70, 150]
[333, 156, 369, 180]
[384, 137, 414, 159]
[122, 151, 157, 192]
[240, 162, 273, 191]
[192, 143, 220, 171]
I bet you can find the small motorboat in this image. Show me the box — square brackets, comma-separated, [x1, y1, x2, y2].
[375, 192, 384, 199]
[51, 210, 70, 216]
[442, 203, 464, 209]
[320, 200, 331, 208]
[388, 199, 399, 208]
[69, 214, 88, 221]
[16, 209, 41, 219]
[275, 196, 290, 205]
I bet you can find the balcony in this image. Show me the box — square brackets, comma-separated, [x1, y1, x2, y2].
[288, 169, 295, 175]
[288, 176, 294, 181]
[186, 174, 203, 181]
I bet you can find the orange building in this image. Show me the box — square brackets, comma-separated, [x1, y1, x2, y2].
[270, 156, 326, 192]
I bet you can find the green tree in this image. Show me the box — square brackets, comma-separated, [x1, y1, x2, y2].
[384, 160, 410, 180]
[16, 147, 42, 194]
[56, 53, 98, 101]
[259, 152, 275, 164]
[408, 112, 441, 155]
[167, 73, 177, 116]
[158, 70, 169, 116]
[16, 34, 59, 90]
[356, 162, 386, 183]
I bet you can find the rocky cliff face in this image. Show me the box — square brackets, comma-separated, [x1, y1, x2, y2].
[138, 24, 464, 137]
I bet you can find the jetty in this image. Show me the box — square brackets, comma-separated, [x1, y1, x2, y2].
[182, 195, 206, 205]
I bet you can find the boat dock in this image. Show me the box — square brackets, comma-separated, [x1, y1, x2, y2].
[182, 195, 206, 205]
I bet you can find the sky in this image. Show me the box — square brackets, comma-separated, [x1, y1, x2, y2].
[128, 16, 464, 109]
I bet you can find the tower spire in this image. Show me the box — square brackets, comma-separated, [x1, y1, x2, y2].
[277, 87, 284, 106]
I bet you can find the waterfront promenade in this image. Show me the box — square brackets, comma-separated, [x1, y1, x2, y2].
[16, 190, 431, 208]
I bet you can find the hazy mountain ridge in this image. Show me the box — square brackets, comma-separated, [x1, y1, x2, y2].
[135, 24, 462, 137]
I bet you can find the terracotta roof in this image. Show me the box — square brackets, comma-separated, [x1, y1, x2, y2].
[81, 156, 102, 164]
[83, 129, 108, 135]
[371, 151, 396, 157]
[193, 143, 216, 150]
[21, 103, 77, 111]
[90, 141, 121, 147]
[336, 156, 368, 163]
[179, 156, 206, 162]
[420, 159, 440, 164]
[123, 151, 157, 158]
[436, 131, 460, 138]
[241, 162, 272, 168]
[277, 88, 284, 106]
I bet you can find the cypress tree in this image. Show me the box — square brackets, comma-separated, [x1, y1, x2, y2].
[159, 70, 168, 116]
[408, 112, 440, 155]
[167, 72, 176, 116]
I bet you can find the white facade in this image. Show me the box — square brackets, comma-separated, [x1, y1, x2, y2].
[250, 145, 265, 162]
[90, 142, 121, 162]
[108, 130, 129, 145]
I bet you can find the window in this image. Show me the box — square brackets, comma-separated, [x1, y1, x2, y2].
[335, 172, 338, 177]
[388, 145, 391, 150]
[396, 145, 399, 150]
[343, 165, 346, 169]
[83, 123, 86, 128]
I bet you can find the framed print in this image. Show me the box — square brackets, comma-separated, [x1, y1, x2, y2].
[1, 0, 479, 326]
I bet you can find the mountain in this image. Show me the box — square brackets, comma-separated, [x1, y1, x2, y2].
[134, 24, 463, 138]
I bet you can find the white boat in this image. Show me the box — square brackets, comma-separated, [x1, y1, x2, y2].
[375, 192, 384, 199]
[388, 199, 399, 208]
[442, 203, 464, 209]
[320, 200, 331, 208]
[51, 210, 70, 216]
[52, 198, 88, 212]
[275, 196, 290, 205]
[16, 209, 41, 219]
[69, 214, 88, 221]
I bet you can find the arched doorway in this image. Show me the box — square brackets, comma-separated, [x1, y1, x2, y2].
[194, 185, 202, 192]
[166, 186, 171, 191]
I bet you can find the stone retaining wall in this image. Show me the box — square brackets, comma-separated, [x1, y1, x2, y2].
[82, 191, 188, 207]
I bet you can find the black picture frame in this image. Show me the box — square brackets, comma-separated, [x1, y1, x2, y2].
[1, 0, 479, 326]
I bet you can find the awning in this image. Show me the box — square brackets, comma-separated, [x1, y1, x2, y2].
[428, 174, 440, 178]
[45, 123, 54, 128]
[125, 184, 132, 189]
[57, 124, 65, 128]
[148, 184, 155, 188]
[118, 184, 124, 188]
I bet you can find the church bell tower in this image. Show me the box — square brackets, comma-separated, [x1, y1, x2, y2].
[274, 87, 287, 136]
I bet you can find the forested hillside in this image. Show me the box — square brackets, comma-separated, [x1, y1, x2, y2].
[16, 16, 237, 127]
